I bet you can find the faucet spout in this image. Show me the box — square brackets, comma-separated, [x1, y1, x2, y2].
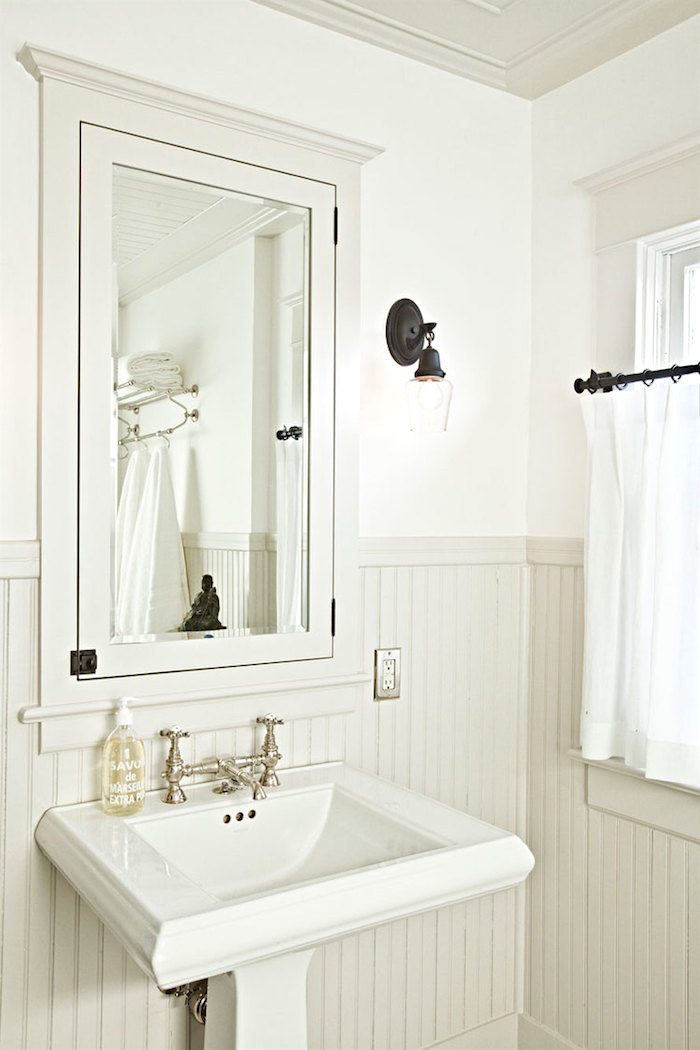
[217, 758, 267, 800]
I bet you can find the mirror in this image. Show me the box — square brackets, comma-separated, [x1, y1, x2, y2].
[111, 165, 310, 644]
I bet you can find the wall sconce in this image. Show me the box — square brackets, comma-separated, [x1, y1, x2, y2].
[385, 299, 453, 432]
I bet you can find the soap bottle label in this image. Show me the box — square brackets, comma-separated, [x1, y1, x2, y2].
[108, 757, 145, 808]
[102, 740, 146, 815]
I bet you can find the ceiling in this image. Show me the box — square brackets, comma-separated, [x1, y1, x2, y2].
[113, 168, 226, 267]
[251, 0, 700, 98]
[113, 167, 302, 304]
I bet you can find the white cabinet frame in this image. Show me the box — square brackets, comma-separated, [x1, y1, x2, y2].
[19, 44, 383, 713]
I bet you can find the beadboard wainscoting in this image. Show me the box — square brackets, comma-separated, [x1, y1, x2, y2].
[0, 541, 529, 1050]
[523, 562, 700, 1050]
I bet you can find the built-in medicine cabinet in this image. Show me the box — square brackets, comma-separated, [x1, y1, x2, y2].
[20, 44, 382, 711]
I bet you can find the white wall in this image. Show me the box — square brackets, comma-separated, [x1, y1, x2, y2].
[0, 550, 528, 1050]
[0, 3, 532, 1049]
[524, 556, 700, 1050]
[524, 18, 700, 1050]
[528, 14, 700, 539]
[0, 0, 531, 543]
[120, 239, 262, 535]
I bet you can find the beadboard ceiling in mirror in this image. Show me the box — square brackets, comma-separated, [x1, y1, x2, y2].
[112, 168, 297, 304]
[251, 0, 700, 97]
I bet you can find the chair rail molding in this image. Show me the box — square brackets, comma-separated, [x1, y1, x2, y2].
[0, 540, 40, 579]
[359, 536, 584, 567]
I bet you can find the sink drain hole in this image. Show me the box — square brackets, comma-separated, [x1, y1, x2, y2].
[223, 814, 231, 824]
[248, 810, 256, 819]
[235, 811, 244, 821]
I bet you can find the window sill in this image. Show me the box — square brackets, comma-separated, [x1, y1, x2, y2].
[568, 749, 700, 843]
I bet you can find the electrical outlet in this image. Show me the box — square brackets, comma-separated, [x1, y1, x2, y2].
[374, 648, 401, 700]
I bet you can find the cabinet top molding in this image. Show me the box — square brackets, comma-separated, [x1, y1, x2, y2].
[574, 131, 700, 193]
[17, 43, 384, 166]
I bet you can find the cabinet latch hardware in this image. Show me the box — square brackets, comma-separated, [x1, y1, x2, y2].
[331, 598, 336, 637]
[70, 649, 97, 675]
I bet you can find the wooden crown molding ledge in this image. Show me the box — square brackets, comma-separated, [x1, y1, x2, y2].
[16, 43, 384, 166]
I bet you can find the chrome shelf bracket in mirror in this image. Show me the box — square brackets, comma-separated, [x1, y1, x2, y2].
[116, 382, 199, 450]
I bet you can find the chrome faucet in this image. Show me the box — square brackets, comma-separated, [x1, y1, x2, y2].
[159, 715, 285, 804]
[214, 758, 266, 800]
[256, 714, 284, 786]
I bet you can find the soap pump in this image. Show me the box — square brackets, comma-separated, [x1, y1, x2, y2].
[102, 697, 146, 815]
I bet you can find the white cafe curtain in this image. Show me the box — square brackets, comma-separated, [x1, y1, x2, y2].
[580, 380, 700, 789]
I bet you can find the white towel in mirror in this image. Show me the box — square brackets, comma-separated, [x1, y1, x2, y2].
[115, 445, 150, 609]
[127, 351, 183, 391]
[116, 445, 190, 636]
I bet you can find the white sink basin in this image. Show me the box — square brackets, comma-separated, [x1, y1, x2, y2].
[133, 782, 446, 901]
[36, 762, 533, 1049]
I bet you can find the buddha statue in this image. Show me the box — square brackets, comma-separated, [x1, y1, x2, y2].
[179, 574, 225, 632]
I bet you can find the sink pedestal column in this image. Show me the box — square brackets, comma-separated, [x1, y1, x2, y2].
[204, 949, 315, 1050]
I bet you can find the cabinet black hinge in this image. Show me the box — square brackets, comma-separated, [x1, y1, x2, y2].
[331, 598, 336, 637]
[71, 649, 97, 676]
[333, 207, 338, 246]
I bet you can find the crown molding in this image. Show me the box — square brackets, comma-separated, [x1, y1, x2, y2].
[506, 0, 669, 97]
[250, 0, 507, 91]
[250, 0, 700, 100]
[455, 0, 519, 14]
[575, 131, 700, 193]
[16, 43, 384, 165]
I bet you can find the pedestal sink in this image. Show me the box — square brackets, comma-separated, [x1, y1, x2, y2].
[36, 761, 534, 1049]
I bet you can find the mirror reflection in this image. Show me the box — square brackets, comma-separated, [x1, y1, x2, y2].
[111, 165, 310, 643]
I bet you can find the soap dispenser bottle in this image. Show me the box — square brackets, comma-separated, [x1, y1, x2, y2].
[102, 698, 146, 815]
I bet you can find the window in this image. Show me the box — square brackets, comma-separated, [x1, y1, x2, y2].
[635, 219, 700, 367]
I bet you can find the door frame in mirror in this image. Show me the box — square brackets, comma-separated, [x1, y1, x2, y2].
[19, 44, 383, 710]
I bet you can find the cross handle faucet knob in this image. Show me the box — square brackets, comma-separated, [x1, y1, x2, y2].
[256, 714, 284, 788]
[159, 727, 190, 805]
[160, 726, 191, 741]
[256, 714, 285, 728]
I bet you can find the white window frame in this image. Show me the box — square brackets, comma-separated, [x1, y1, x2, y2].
[635, 218, 700, 368]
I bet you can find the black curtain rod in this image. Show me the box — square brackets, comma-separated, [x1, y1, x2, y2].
[574, 362, 700, 395]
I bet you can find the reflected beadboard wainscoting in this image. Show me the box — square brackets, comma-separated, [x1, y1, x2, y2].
[523, 561, 700, 1050]
[182, 533, 276, 634]
[0, 539, 530, 1050]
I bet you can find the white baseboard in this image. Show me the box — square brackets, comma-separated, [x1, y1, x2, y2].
[425, 1013, 518, 1049]
[518, 1015, 583, 1050]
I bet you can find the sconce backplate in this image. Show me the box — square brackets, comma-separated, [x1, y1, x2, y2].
[386, 299, 425, 367]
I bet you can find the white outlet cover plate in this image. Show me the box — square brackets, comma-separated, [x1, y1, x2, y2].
[375, 647, 401, 699]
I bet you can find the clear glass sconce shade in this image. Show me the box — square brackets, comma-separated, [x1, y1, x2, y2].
[406, 376, 453, 432]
